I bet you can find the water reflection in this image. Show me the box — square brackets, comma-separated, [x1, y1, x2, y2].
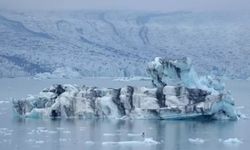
[0, 103, 247, 150]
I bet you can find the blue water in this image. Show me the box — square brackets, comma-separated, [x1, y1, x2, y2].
[0, 78, 249, 150]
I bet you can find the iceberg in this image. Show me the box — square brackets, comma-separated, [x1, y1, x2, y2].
[12, 57, 239, 120]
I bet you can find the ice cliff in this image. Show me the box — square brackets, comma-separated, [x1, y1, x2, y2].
[12, 57, 239, 120]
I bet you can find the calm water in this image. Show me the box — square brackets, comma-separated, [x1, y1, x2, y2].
[0, 78, 249, 150]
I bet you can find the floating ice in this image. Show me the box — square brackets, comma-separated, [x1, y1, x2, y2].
[35, 140, 45, 144]
[103, 133, 121, 136]
[62, 130, 71, 134]
[47, 130, 57, 134]
[219, 138, 243, 145]
[12, 57, 239, 120]
[1, 139, 11, 144]
[0, 128, 13, 136]
[26, 139, 45, 144]
[188, 138, 205, 144]
[102, 138, 159, 146]
[59, 138, 70, 142]
[143, 138, 160, 145]
[85, 141, 95, 144]
[27, 127, 57, 135]
[56, 127, 65, 130]
[79, 127, 85, 131]
[127, 133, 142, 137]
[0, 101, 10, 104]
[113, 76, 151, 82]
[34, 67, 82, 79]
[26, 139, 35, 143]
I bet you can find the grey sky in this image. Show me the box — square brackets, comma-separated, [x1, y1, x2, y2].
[0, 0, 249, 12]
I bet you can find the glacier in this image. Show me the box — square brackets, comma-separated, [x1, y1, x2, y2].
[1, 10, 250, 79]
[12, 57, 239, 120]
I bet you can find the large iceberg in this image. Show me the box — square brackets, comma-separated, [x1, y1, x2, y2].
[12, 57, 239, 120]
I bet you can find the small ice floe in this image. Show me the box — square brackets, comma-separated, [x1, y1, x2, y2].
[0, 101, 10, 104]
[0, 128, 13, 136]
[26, 138, 45, 144]
[59, 138, 69, 142]
[56, 127, 65, 130]
[127, 133, 142, 137]
[37, 127, 46, 130]
[26, 139, 35, 143]
[85, 141, 95, 145]
[27, 130, 35, 135]
[37, 128, 49, 133]
[79, 127, 85, 131]
[102, 138, 159, 146]
[47, 130, 57, 134]
[237, 112, 248, 119]
[2, 139, 11, 144]
[103, 133, 121, 136]
[143, 138, 160, 145]
[219, 138, 243, 145]
[240, 114, 248, 119]
[236, 106, 245, 110]
[188, 138, 205, 144]
[119, 115, 130, 120]
[27, 127, 57, 135]
[62, 130, 71, 134]
[35, 140, 45, 144]
[113, 76, 151, 82]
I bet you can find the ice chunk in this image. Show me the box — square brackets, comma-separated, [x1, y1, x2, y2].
[35, 140, 45, 144]
[219, 138, 243, 145]
[0, 128, 13, 136]
[188, 138, 205, 144]
[103, 133, 121, 136]
[127, 133, 142, 137]
[143, 138, 160, 145]
[113, 76, 151, 81]
[0, 101, 10, 104]
[102, 138, 159, 146]
[34, 67, 82, 79]
[59, 138, 68, 142]
[85, 141, 95, 144]
[62, 130, 71, 134]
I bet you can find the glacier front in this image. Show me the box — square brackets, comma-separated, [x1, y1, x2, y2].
[12, 57, 239, 120]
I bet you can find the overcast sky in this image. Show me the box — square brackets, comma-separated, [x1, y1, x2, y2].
[0, 0, 249, 12]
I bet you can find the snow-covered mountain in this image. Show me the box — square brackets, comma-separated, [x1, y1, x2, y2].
[0, 10, 250, 78]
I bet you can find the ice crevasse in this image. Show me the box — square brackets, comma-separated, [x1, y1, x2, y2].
[13, 57, 239, 120]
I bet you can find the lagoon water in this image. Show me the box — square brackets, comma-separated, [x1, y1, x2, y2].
[0, 78, 249, 150]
